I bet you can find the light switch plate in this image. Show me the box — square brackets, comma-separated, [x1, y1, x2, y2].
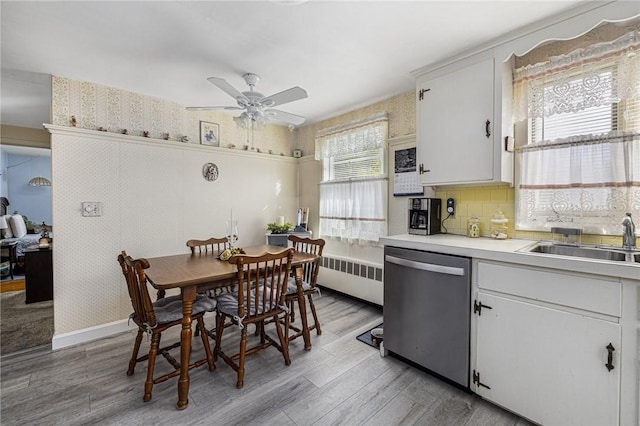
[82, 202, 102, 217]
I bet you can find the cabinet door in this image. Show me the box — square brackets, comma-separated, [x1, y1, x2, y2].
[417, 58, 494, 185]
[475, 292, 620, 426]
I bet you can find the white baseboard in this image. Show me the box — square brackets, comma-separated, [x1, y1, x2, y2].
[52, 318, 133, 350]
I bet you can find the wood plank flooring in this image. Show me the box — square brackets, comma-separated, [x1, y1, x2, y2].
[0, 289, 532, 425]
[0, 279, 25, 293]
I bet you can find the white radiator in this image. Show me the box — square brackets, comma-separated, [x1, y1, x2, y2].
[317, 255, 383, 306]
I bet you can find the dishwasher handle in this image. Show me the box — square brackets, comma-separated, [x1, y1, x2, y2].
[385, 255, 465, 276]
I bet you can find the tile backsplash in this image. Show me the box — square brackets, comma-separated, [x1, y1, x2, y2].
[435, 185, 625, 246]
[435, 185, 515, 238]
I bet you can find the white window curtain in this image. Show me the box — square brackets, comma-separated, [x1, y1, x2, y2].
[315, 113, 388, 245]
[513, 30, 640, 234]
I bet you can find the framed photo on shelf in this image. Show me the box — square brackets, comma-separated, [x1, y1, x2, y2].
[200, 121, 220, 147]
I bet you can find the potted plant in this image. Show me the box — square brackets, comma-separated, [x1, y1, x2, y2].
[266, 222, 294, 234]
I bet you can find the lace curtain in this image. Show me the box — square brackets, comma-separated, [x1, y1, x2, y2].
[315, 113, 388, 160]
[315, 113, 388, 245]
[318, 179, 387, 245]
[514, 30, 640, 234]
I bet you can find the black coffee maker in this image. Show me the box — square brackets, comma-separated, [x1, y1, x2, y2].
[408, 198, 441, 235]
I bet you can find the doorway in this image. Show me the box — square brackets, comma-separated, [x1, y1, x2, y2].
[0, 145, 53, 355]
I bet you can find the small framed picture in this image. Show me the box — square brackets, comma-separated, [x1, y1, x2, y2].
[200, 121, 220, 147]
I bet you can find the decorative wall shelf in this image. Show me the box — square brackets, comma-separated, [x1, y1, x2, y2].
[43, 124, 299, 162]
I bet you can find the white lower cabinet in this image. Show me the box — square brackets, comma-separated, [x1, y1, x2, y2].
[474, 262, 621, 425]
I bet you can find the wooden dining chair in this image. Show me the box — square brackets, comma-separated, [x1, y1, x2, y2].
[284, 235, 325, 343]
[213, 248, 294, 388]
[186, 236, 236, 337]
[186, 236, 229, 255]
[117, 251, 216, 402]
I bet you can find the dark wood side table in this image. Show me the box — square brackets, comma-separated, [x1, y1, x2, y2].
[1, 241, 18, 280]
[24, 245, 53, 304]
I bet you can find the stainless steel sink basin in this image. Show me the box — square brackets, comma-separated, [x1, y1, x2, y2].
[524, 243, 640, 263]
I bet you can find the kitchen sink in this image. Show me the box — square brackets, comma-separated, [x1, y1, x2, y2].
[523, 242, 640, 263]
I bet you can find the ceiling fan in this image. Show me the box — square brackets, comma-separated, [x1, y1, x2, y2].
[186, 73, 307, 129]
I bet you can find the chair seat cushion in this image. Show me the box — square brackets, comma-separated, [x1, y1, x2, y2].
[216, 288, 278, 317]
[203, 283, 237, 298]
[133, 294, 216, 325]
[285, 276, 313, 295]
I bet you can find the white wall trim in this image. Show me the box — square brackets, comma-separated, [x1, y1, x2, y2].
[43, 124, 298, 163]
[52, 318, 132, 350]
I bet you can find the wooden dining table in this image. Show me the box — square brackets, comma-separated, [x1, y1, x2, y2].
[144, 244, 318, 410]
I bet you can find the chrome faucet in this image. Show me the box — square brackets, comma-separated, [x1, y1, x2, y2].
[622, 212, 636, 249]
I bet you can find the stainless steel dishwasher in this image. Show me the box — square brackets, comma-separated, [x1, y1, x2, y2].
[383, 246, 471, 388]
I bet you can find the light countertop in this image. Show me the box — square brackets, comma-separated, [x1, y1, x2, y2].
[379, 234, 640, 281]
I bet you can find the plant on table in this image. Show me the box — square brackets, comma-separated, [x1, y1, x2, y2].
[266, 222, 294, 234]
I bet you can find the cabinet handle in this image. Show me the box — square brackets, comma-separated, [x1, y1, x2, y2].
[605, 343, 615, 372]
[419, 164, 430, 174]
[485, 120, 491, 138]
[473, 299, 493, 315]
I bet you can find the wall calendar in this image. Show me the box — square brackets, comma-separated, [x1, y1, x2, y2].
[393, 147, 424, 196]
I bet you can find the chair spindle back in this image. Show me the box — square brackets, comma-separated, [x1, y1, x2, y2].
[288, 235, 325, 286]
[186, 237, 229, 255]
[230, 248, 294, 321]
[117, 251, 157, 328]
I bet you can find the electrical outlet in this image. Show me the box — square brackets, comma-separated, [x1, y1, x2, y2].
[446, 198, 455, 215]
[82, 202, 102, 217]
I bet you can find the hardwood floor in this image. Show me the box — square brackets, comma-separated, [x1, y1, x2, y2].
[0, 289, 532, 425]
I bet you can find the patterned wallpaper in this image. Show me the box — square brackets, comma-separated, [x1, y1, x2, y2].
[50, 127, 301, 335]
[296, 90, 416, 156]
[51, 76, 297, 156]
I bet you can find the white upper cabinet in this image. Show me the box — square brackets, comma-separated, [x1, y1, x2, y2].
[416, 55, 504, 185]
[414, 51, 513, 186]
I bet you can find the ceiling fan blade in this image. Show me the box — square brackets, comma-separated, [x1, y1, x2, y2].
[265, 109, 306, 126]
[261, 87, 307, 108]
[185, 106, 243, 111]
[207, 77, 249, 104]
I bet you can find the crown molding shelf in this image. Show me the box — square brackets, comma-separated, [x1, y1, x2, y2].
[43, 124, 299, 162]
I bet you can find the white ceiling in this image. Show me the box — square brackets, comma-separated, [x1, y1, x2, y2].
[1, 0, 598, 129]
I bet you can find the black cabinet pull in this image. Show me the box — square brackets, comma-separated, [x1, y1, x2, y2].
[485, 120, 491, 138]
[605, 343, 615, 371]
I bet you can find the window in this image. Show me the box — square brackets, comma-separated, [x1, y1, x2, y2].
[513, 30, 640, 234]
[531, 68, 617, 143]
[322, 149, 383, 181]
[315, 113, 388, 245]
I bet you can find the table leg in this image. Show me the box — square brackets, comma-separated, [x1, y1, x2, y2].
[177, 285, 196, 410]
[294, 266, 312, 350]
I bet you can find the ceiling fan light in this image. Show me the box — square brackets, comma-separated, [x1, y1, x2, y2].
[251, 113, 266, 131]
[233, 112, 252, 129]
[28, 176, 52, 187]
